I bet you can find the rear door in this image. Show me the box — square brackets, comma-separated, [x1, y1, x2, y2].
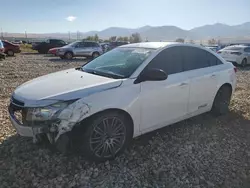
[182, 46, 220, 115]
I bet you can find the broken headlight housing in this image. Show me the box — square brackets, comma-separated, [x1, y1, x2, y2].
[26, 101, 75, 121]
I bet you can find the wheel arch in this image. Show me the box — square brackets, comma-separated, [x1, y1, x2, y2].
[218, 83, 232, 93]
[64, 51, 73, 55]
[75, 108, 134, 136]
[91, 51, 100, 56]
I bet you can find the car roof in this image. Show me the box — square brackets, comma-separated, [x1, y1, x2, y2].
[119, 42, 179, 49]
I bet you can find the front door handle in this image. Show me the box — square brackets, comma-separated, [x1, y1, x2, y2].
[179, 83, 188, 86]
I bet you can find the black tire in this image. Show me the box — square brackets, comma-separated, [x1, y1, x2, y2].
[7, 50, 14, 56]
[92, 52, 100, 59]
[241, 58, 247, 67]
[75, 111, 133, 162]
[64, 52, 73, 60]
[211, 85, 232, 116]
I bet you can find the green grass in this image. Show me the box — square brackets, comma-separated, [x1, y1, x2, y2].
[20, 44, 37, 53]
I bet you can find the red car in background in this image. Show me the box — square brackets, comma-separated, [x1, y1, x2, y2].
[48, 47, 60, 56]
[2, 40, 21, 56]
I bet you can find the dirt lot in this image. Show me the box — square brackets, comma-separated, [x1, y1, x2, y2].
[0, 53, 250, 188]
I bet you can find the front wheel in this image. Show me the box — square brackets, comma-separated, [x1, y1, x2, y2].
[92, 52, 100, 59]
[64, 52, 73, 60]
[211, 85, 232, 116]
[76, 111, 133, 162]
[7, 50, 14, 56]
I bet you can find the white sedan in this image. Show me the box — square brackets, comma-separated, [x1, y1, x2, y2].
[218, 45, 250, 67]
[9, 42, 237, 161]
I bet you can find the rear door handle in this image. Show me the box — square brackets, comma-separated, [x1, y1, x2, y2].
[179, 83, 188, 86]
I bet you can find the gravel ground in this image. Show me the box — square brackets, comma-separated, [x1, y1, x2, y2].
[1, 53, 250, 188]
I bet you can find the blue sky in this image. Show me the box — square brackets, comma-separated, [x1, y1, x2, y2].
[1, 0, 249, 33]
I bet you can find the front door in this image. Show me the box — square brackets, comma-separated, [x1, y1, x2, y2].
[74, 42, 87, 56]
[139, 47, 190, 132]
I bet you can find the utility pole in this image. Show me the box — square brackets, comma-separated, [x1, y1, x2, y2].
[25, 31, 27, 40]
[68, 31, 71, 42]
[1, 28, 3, 39]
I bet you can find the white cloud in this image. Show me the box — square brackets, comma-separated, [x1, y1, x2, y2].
[66, 16, 77, 22]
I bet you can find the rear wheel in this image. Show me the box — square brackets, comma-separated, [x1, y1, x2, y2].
[211, 85, 232, 116]
[64, 52, 73, 60]
[241, 58, 247, 67]
[7, 50, 14, 56]
[75, 111, 133, 162]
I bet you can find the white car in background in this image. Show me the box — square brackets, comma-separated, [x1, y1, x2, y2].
[9, 42, 236, 161]
[218, 45, 250, 67]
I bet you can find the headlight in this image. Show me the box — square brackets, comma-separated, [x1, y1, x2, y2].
[26, 101, 74, 121]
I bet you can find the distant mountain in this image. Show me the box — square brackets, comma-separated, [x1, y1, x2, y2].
[4, 22, 250, 42]
[190, 22, 250, 39]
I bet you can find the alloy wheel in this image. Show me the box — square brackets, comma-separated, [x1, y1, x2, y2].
[90, 117, 126, 158]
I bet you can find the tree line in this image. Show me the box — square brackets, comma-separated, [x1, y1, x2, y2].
[84, 33, 142, 43]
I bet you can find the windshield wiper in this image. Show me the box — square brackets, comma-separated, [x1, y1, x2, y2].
[82, 68, 124, 79]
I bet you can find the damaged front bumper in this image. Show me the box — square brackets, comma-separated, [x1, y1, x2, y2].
[8, 97, 90, 144]
[8, 104, 51, 140]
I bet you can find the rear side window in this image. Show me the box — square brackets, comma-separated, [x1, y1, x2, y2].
[84, 42, 95, 47]
[182, 47, 209, 71]
[146, 47, 183, 75]
[92, 43, 100, 47]
[244, 48, 250, 52]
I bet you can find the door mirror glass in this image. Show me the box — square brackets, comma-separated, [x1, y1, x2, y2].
[135, 68, 168, 83]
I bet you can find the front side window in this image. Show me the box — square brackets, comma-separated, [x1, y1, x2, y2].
[146, 47, 183, 75]
[82, 47, 154, 78]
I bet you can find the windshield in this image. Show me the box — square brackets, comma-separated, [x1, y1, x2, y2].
[82, 47, 154, 78]
[224, 46, 243, 51]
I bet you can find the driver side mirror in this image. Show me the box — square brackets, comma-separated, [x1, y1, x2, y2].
[134, 68, 168, 84]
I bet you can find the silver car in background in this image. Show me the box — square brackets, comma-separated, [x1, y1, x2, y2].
[218, 45, 250, 67]
[57, 40, 103, 60]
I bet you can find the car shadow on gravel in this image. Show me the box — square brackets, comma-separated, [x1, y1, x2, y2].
[21, 52, 40, 55]
[1, 110, 250, 187]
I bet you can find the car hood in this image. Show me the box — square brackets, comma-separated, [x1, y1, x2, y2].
[13, 68, 122, 107]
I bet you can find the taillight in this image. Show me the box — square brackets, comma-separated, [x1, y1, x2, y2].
[234, 67, 237, 73]
[217, 51, 222, 54]
[231, 52, 242, 55]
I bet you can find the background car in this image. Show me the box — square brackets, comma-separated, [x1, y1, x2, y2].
[57, 40, 103, 60]
[2, 40, 21, 56]
[32, 39, 67, 54]
[48, 47, 60, 56]
[206, 46, 218, 52]
[218, 45, 250, 67]
[109, 41, 129, 50]
[0, 40, 6, 60]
